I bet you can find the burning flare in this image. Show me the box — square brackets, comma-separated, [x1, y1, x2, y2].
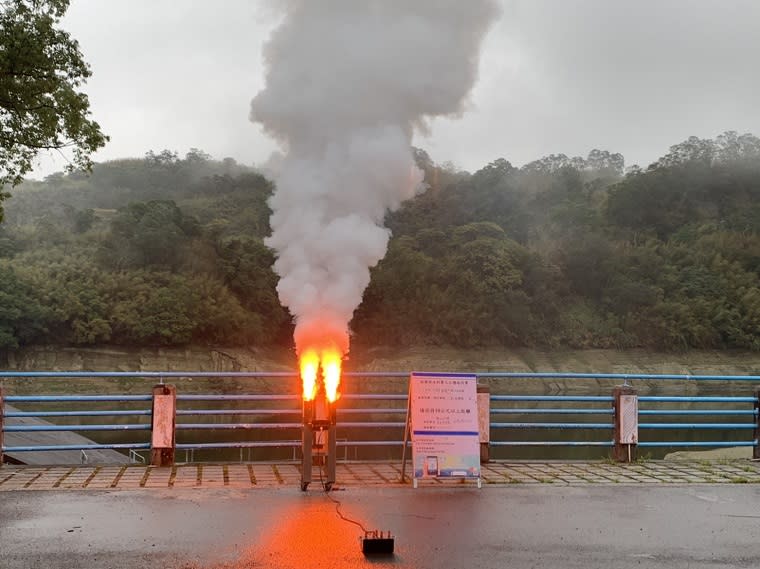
[300, 349, 319, 401]
[299, 345, 342, 403]
[322, 350, 342, 403]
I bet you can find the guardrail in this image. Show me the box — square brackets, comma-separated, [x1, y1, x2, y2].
[1, 371, 759, 464]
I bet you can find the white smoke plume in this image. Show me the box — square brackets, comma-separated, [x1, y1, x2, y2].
[251, 0, 500, 356]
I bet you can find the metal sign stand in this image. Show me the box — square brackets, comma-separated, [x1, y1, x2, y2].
[399, 390, 412, 484]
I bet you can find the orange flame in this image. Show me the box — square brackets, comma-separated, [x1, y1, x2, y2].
[322, 349, 342, 403]
[298, 346, 342, 403]
[300, 349, 319, 401]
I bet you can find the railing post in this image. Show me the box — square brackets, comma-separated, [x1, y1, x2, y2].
[754, 387, 760, 460]
[613, 385, 638, 463]
[477, 383, 490, 463]
[0, 386, 4, 466]
[150, 384, 176, 467]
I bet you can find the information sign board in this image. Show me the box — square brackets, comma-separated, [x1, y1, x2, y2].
[410, 372, 480, 480]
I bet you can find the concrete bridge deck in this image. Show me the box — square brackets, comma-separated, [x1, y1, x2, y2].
[2, 459, 760, 491]
[4, 483, 760, 568]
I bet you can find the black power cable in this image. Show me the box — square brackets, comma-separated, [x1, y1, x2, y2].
[315, 430, 368, 532]
[313, 429, 395, 555]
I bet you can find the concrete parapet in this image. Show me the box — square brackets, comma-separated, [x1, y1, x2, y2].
[150, 384, 176, 467]
[613, 385, 638, 463]
[477, 383, 490, 464]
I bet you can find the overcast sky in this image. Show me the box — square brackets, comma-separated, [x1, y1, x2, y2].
[30, 0, 760, 178]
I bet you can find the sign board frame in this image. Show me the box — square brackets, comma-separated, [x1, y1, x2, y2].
[408, 372, 481, 488]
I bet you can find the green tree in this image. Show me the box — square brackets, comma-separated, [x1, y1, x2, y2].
[99, 200, 200, 270]
[0, 264, 48, 349]
[0, 0, 107, 201]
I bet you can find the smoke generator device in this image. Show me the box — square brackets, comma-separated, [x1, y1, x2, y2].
[300, 365, 395, 555]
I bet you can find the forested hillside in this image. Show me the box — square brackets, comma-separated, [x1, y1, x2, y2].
[1, 132, 759, 352]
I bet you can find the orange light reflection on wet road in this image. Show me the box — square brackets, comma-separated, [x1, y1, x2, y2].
[218, 499, 391, 569]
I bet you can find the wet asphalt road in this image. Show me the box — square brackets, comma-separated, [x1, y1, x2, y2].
[2, 485, 760, 569]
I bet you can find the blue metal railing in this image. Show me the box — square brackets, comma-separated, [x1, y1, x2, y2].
[635, 394, 758, 450]
[2, 392, 154, 457]
[6, 443, 152, 452]
[488, 392, 758, 449]
[4, 424, 151, 432]
[1, 371, 759, 461]
[639, 396, 756, 402]
[4, 371, 760, 381]
[5, 395, 153, 402]
[5, 410, 152, 417]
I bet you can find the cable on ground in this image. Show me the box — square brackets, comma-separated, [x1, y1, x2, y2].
[315, 430, 368, 532]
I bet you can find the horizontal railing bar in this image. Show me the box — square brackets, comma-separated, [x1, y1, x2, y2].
[3, 410, 152, 417]
[475, 372, 760, 381]
[5, 407, 752, 418]
[342, 394, 408, 400]
[338, 422, 406, 428]
[174, 441, 412, 450]
[336, 441, 409, 447]
[176, 441, 301, 449]
[17, 405, 751, 415]
[639, 423, 756, 430]
[338, 408, 407, 414]
[491, 395, 613, 402]
[4, 371, 760, 381]
[177, 395, 299, 401]
[639, 409, 757, 416]
[175, 422, 408, 430]
[490, 422, 613, 429]
[491, 408, 614, 415]
[490, 441, 614, 446]
[176, 409, 299, 416]
[639, 396, 756, 402]
[344, 372, 410, 378]
[0, 371, 297, 378]
[8, 394, 749, 404]
[5, 395, 152, 402]
[177, 423, 300, 430]
[5, 424, 151, 432]
[2, 443, 151, 452]
[638, 441, 757, 447]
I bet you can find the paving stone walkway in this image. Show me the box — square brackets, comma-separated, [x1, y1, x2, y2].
[2, 460, 760, 491]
